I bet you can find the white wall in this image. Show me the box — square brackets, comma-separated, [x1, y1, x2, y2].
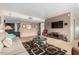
[40, 22, 45, 35]
[75, 16, 79, 39]
[19, 21, 39, 37]
[14, 23, 18, 32]
[45, 13, 71, 41]
[0, 16, 5, 30]
[70, 13, 75, 41]
[71, 8, 79, 39]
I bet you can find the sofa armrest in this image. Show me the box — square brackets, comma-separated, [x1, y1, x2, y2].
[72, 47, 79, 55]
[0, 42, 3, 52]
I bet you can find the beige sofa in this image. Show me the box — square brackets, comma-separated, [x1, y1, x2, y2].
[0, 42, 3, 52]
[0, 29, 7, 52]
[0, 31, 6, 52]
[0, 37, 29, 55]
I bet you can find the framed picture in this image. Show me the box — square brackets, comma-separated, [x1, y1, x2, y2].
[26, 24, 31, 30]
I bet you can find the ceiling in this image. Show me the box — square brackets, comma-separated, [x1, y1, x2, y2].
[0, 3, 78, 19]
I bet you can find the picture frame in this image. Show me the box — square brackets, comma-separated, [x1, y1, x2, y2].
[26, 24, 32, 30]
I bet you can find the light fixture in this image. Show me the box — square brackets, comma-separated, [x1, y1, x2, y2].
[22, 24, 26, 28]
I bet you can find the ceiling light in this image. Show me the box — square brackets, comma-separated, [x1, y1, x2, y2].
[68, 14, 70, 16]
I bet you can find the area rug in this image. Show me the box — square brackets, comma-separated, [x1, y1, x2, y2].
[22, 41, 67, 55]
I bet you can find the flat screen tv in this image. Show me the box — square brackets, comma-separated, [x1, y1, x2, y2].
[51, 21, 63, 28]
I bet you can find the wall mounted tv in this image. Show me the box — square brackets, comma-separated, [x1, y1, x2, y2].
[51, 21, 63, 28]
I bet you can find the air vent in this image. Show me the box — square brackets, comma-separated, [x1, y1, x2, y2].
[28, 16, 33, 19]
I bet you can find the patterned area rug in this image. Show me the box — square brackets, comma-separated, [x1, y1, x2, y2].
[22, 41, 67, 55]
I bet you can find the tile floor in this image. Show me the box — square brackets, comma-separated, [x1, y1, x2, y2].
[0, 36, 79, 55]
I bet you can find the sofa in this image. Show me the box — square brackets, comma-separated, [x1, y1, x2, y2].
[0, 42, 3, 52]
[72, 47, 79, 55]
[0, 37, 29, 55]
[0, 30, 6, 52]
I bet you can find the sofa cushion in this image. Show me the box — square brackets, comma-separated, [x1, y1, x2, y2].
[0, 42, 3, 52]
[3, 38, 12, 48]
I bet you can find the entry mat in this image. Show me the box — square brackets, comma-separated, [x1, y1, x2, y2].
[22, 41, 67, 55]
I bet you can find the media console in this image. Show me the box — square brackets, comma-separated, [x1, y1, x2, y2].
[47, 32, 68, 41]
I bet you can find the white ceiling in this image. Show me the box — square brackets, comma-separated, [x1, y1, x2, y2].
[0, 3, 78, 19]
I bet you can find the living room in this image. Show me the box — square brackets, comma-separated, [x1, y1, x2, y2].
[0, 3, 79, 55]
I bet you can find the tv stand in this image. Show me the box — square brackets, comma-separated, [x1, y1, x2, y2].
[48, 32, 68, 41]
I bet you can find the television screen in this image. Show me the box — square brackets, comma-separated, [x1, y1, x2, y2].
[51, 21, 63, 28]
